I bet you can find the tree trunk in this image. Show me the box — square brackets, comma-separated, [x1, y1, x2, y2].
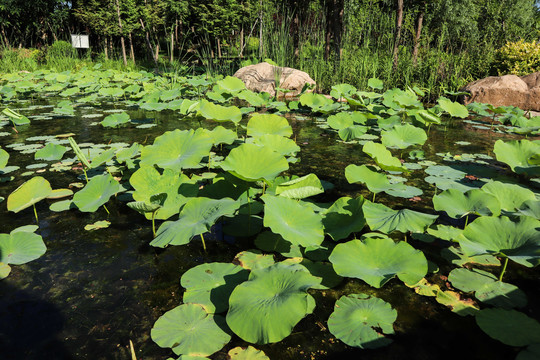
[412, 10, 424, 66]
[115, 0, 128, 66]
[170, 28, 174, 62]
[392, 0, 404, 69]
[139, 18, 158, 67]
[217, 38, 222, 58]
[239, 24, 244, 57]
[325, 0, 344, 60]
[259, 0, 263, 58]
[128, 32, 135, 63]
[104, 36, 108, 60]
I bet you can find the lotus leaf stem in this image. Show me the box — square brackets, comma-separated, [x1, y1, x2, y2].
[33, 203, 39, 225]
[464, 215, 469, 227]
[151, 211, 157, 238]
[372, 192, 376, 202]
[103, 205, 110, 216]
[499, 257, 509, 282]
[200, 233, 207, 252]
[83, 167, 89, 183]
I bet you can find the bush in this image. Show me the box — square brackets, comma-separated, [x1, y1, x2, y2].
[0, 48, 39, 72]
[494, 39, 540, 76]
[45, 40, 77, 62]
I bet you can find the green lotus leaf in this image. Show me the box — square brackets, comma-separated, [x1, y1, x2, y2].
[345, 164, 391, 194]
[101, 112, 130, 128]
[140, 102, 168, 112]
[72, 174, 121, 212]
[221, 143, 289, 182]
[435, 289, 479, 316]
[0, 230, 46, 265]
[515, 199, 540, 219]
[363, 201, 438, 234]
[246, 114, 293, 137]
[160, 88, 182, 101]
[283, 257, 342, 290]
[0, 147, 9, 168]
[481, 181, 536, 212]
[130, 167, 198, 220]
[517, 344, 540, 360]
[207, 126, 237, 145]
[228, 346, 269, 360]
[368, 77, 384, 90]
[331, 84, 357, 98]
[338, 125, 368, 141]
[381, 124, 427, 149]
[181, 262, 249, 313]
[7, 176, 53, 213]
[328, 294, 396, 349]
[0, 262, 10, 279]
[141, 129, 213, 171]
[99, 87, 124, 98]
[327, 112, 354, 130]
[433, 188, 501, 219]
[234, 250, 275, 270]
[299, 92, 334, 110]
[275, 173, 324, 199]
[363, 141, 407, 172]
[2, 108, 30, 126]
[226, 263, 320, 344]
[217, 76, 245, 94]
[150, 197, 240, 248]
[476, 309, 540, 347]
[493, 139, 540, 176]
[68, 137, 91, 168]
[198, 99, 242, 124]
[329, 237, 427, 287]
[254, 231, 303, 258]
[237, 90, 270, 107]
[34, 143, 67, 161]
[440, 246, 500, 267]
[413, 109, 441, 125]
[262, 194, 324, 248]
[448, 267, 496, 291]
[251, 134, 300, 156]
[84, 220, 111, 231]
[457, 216, 540, 267]
[116, 143, 141, 163]
[151, 303, 231, 356]
[476, 280, 528, 309]
[322, 196, 366, 241]
[437, 97, 469, 118]
[427, 225, 463, 242]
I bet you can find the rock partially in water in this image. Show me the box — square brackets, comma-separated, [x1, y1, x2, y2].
[462, 72, 540, 111]
[233, 62, 316, 98]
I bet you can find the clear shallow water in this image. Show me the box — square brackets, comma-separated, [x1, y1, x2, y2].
[0, 97, 538, 360]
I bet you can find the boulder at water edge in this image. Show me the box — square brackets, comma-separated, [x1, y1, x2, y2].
[462, 72, 540, 111]
[233, 62, 316, 98]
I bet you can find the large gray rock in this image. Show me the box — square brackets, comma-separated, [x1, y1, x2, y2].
[462, 72, 540, 111]
[233, 62, 316, 98]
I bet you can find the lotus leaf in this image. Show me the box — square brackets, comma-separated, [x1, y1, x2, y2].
[198, 100, 242, 124]
[72, 174, 121, 212]
[517, 344, 540, 360]
[116, 143, 141, 163]
[368, 77, 384, 90]
[34, 143, 67, 161]
[441, 246, 500, 267]
[217, 76, 245, 94]
[457, 216, 540, 267]
[328, 294, 396, 349]
[228, 346, 269, 360]
[101, 112, 130, 128]
[437, 97, 469, 118]
[151, 304, 231, 356]
[221, 143, 288, 182]
[275, 173, 324, 199]
[299, 92, 334, 110]
[207, 126, 236, 145]
[338, 125, 368, 141]
[448, 268, 527, 309]
[254, 231, 303, 258]
[413, 109, 441, 126]
[432, 188, 501, 218]
[7, 176, 53, 213]
[222, 214, 263, 237]
[246, 114, 292, 137]
[140, 129, 213, 171]
[381, 124, 427, 149]
[2, 108, 30, 126]
[322, 196, 366, 241]
[515, 199, 540, 219]
[68, 137, 91, 168]
[0, 227, 46, 265]
[327, 112, 354, 130]
[345, 164, 391, 194]
[331, 84, 357, 98]
[435, 290, 479, 316]
[0, 147, 9, 168]
[476, 309, 540, 346]
[130, 167, 198, 220]
[237, 90, 269, 107]
[251, 134, 300, 156]
[0, 262, 10, 279]
[262, 194, 324, 248]
[84, 220, 111, 231]
[329, 237, 427, 287]
[427, 225, 463, 242]
[140, 102, 168, 112]
[283, 257, 342, 290]
[493, 139, 540, 176]
[181, 262, 249, 313]
[234, 250, 275, 270]
[151, 197, 240, 247]
[363, 201, 438, 234]
[362, 141, 407, 172]
[226, 263, 319, 344]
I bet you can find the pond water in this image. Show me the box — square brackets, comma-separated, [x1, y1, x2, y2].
[0, 92, 539, 360]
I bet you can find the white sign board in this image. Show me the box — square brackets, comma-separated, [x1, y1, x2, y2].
[71, 34, 89, 49]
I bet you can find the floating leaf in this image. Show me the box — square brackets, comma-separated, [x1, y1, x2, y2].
[198, 100, 242, 124]
[322, 196, 366, 241]
[363, 141, 407, 172]
[0, 229, 46, 265]
[228, 346, 269, 360]
[329, 237, 427, 287]
[151, 304, 231, 356]
[0, 263, 10, 279]
[345, 164, 391, 194]
[72, 174, 121, 212]
[246, 114, 293, 137]
[0, 147, 9, 168]
[381, 124, 427, 149]
[254, 231, 303, 258]
[363, 201, 438, 234]
[476, 309, 540, 346]
[481, 181, 536, 212]
[84, 220, 111, 231]
[181, 262, 249, 313]
[262, 195, 324, 248]
[275, 173, 324, 199]
[34, 143, 67, 161]
[433, 188, 501, 218]
[251, 135, 300, 156]
[437, 97, 469, 118]
[234, 250, 275, 270]
[226, 263, 319, 344]
[221, 143, 288, 182]
[101, 112, 130, 128]
[7, 176, 52, 213]
[493, 139, 540, 176]
[435, 290, 479, 316]
[328, 294, 396, 349]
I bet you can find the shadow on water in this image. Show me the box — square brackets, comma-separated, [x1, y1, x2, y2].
[0, 281, 73, 360]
